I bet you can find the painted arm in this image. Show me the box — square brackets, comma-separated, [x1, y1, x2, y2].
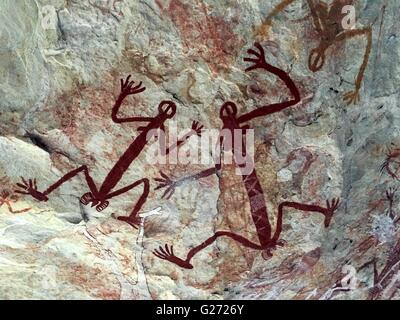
[340, 27, 372, 105]
[306, 0, 329, 34]
[160, 121, 204, 156]
[111, 75, 152, 123]
[237, 42, 301, 124]
[271, 198, 340, 242]
[255, 0, 296, 37]
[154, 165, 220, 200]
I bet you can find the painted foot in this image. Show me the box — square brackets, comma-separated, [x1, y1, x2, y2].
[343, 90, 360, 105]
[80, 192, 94, 205]
[95, 200, 109, 212]
[120, 75, 146, 96]
[80, 193, 109, 212]
[262, 249, 273, 260]
[261, 240, 286, 260]
[154, 171, 180, 200]
[153, 244, 193, 269]
[114, 214, 141, 229]
[191, 120, 204, 137]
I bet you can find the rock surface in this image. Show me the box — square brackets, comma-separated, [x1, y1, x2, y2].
[0, 0, 399, 300]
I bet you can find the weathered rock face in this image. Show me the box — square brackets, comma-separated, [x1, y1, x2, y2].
[0, 0, 399, 300]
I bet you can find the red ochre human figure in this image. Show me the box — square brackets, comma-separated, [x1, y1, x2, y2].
[15, 76, 202, 228]
[257, 0, 372, 105]
[153, 42, 340, 269]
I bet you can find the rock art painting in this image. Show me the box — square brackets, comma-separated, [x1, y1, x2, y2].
[0, 0, 399, 301]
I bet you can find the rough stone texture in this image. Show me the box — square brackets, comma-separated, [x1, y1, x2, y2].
[0, 0, 399, 300]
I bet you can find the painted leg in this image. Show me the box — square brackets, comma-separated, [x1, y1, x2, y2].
[271, 198, 340, 243]
[108, 178, 150, 228]
[6, 202, 31, 214]
[337, 28, 372, 105]
[153, 231, 263, 269]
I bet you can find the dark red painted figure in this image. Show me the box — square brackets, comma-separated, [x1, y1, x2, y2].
[153, 42, 340, 269]
[15, 76, 202, 228]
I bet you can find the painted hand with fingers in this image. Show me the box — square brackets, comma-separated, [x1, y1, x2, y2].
[386, 187, 397, 203]
[15, 177, 48, 202]
[120, 75, 146, 97]
[191, 121, 204, 137]
[153, 244, 193, 269]
[323, 198, 340, 227]
[244, 42, 268, 71]
[154, 171, 181, 200]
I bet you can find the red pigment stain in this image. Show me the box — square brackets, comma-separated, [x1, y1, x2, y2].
[158, 0, 243, 73]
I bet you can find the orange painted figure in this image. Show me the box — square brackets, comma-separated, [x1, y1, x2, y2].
[257, 0, 372, 105]
[0, 177, 31, 214]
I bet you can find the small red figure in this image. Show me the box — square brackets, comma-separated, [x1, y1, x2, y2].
[153, 42, 340, 269]
[15, 76, 201, 228]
